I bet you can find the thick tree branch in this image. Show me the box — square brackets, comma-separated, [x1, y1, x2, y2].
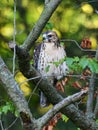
[0, 57, 37, 130]
[21, 0, 62, 51]
[45, 0, 50, 5]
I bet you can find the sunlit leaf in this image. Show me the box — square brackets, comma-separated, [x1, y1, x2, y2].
[62, 114, 69, 122]
[60, 42, 65, 46]
[88, 58, 98, 73]
[15, 110, 19, 117]
[81, 3, 93, 14]
[74, 57, 79, 62]
[66, 57, 74, 66]
[79, 57, 89, 69]
[88, 59, 95, 73]
[53, 61, 59, 67]
[2, 102, 12, 114]
[96, 119, 98, 123]
[53, 58, 65, 67]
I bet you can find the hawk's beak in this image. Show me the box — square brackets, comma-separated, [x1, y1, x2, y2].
[43, 37, 49, 42]
[43, 34, 49, 42]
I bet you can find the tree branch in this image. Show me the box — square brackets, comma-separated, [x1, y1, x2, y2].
[86, 73, 95, 119]
[86, 48, 98, 119]
[94, 48, 98, 119]
[21, 0, 62, 51]
[45, 0, 50, 5]
[38, 90, 88, 128]
[8, 41, 30, 76]
[0, 57, 38, 130]
[94, 94, 98, 119]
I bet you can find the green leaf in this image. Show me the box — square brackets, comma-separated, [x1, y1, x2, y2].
[94, 63, 98, 73]
[30, 60, 34, 65]
[60, 42, 65, 46]
[0, 101, 17, 115]
[53, 61, 59, 67]
[15, 110, 19, 117]
[74, 57, 79, 62]
[53, 58, 65, 67]
[66, 57, 74, 66]
[0, 107, 2, 115]
[96, 119, 98, 123]
[88, 59, 96, 73]
[90, 59, 98, 73]
[77, 128, 81, 130]
[79, 57, 89, 69]
[61, 114, 69, 122]
[45, 65, 50, 72]
[2, 105, 10, 114]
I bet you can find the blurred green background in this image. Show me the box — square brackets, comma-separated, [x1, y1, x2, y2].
[0, 0, 98, 130]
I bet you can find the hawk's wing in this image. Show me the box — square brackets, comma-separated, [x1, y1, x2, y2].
[33, 43, 48, 107]
[33, 43, 42, 69]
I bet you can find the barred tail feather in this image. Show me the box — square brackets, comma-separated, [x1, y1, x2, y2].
[40, 91, 48, 107]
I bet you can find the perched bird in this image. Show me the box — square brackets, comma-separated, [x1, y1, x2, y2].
[33, 30, 68, 107]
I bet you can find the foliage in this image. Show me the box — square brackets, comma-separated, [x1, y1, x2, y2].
[61, 114, 69, 122]
[66, 56, 98, 74]
[0, 101, 19, 117]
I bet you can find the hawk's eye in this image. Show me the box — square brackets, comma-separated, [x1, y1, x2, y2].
[48, 34, 52, 38]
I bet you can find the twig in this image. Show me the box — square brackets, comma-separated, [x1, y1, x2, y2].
[19, 76, 41, 86]
[12, 0, 16, 75]
[61, 39, 96, 52]
[5, 118, 18, 130]
[0, 115, 4, 130]
[27, 78, 43, 103]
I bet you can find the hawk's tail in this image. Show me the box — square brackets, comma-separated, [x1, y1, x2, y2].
[40, 91, 49, 107]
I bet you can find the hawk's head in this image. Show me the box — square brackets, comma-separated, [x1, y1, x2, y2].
[42, 31, 60, 46]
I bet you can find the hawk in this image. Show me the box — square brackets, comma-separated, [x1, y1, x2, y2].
[34, 30, 68, 107]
